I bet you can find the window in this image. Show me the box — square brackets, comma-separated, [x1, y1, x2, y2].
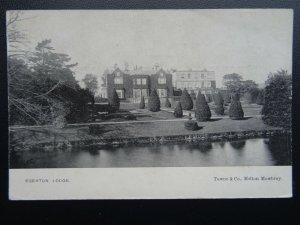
[158, 77, 166, 84]
[137, 79, 141, 85]
[141, 89, 149, 97]
[116, 90, 124, 98]
[201, 74, 204, 79]
[157, 89, 167, 97]
[142, 78, 147, 85]
[114, 77, 123, 84]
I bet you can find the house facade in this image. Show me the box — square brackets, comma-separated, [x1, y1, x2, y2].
[174, 69, 217, 95]
[106, 68, 173, 103]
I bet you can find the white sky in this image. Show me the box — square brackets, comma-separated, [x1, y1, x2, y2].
[7, 9, 293, 87]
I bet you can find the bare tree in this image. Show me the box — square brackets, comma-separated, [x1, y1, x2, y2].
[6, 11, 32, 58]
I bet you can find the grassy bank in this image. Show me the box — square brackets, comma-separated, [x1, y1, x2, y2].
[9, 117, 285, 151]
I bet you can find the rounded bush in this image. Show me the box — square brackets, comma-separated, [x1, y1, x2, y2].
[195, 92, 211, 121]
[180, 89, 193, 110]
[139, 96, 145, 109]
[229, 94, 244, 120]
[165, 97, 171, 108]
[148, 89, 160, 112]
[174, 101, 183, 118]
[184, 120, 198, 131]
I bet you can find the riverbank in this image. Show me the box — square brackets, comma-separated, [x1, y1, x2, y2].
[9, 117, 288, 151]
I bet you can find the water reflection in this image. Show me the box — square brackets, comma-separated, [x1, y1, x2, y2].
[10, 135, 291, 168]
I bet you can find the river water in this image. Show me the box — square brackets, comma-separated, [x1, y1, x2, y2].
[10, 135, 291, 168]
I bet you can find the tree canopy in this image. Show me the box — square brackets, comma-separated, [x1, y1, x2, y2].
[262, 70, 291, 128]
[82, 74, 98, 95]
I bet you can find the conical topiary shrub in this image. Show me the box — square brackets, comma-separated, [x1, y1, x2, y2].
[214, 92, 225, 115]
[165, 97, 171, 108]
[174, 101, 183, 118]
[195, 92, 211, 121]
[109, 89, 120, 112]
[148, 89, 160, 112]
[180, 89, 193, 110]
[256, 90, 265, 105]
[139, 96, 145, 109]
[229, 93, 244, 120]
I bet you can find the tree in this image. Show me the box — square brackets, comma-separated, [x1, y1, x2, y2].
[109, 89, 120, 112]
[195, 92, 211, 121]
[174, 102, 183, 118]
[242, 80, 258, 93]
[262, 70, 291, 128]
[82, 74, 98, 95]
[243, 87, 260, 104]
[223, 73, 243, 94]
[6, 11, 31, 58]
[165, 97, 171, 108]
[30, 39, 78, 86]
[256, 89, 265, 105]
[148, 89, 160, 112]
[229, 93, 244, 120]
[8, 39, 86, 126]
[180, 89, 193, 110]
[214, 92, 225, 115]
[139, 96, 145, 109]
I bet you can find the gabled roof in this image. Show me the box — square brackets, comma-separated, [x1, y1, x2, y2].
[110, 68, 170, 76]
[129, 69, 157, 75]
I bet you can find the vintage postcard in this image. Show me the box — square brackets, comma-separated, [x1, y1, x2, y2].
[8, 9, 293, 199]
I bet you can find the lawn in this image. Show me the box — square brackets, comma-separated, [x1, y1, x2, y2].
[9, 102, 270, 149]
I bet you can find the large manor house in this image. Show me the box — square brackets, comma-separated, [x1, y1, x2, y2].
[101, 67, 216, 103]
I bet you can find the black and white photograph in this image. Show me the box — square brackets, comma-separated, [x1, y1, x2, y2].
[7, 9, 293, 199]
